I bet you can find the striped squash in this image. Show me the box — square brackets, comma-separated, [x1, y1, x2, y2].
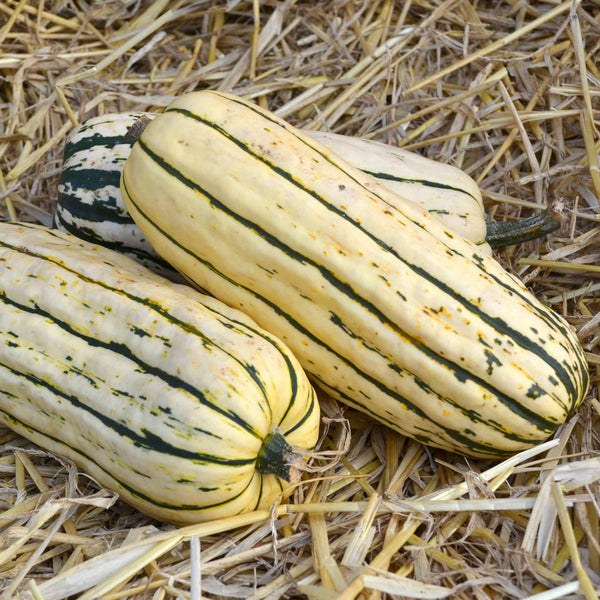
[307, 130, 489, 253]
[54, 112, 180, 279]
[54, 112, 490, 265]
[121, 90, 589, 458]
[0, 222, 319, 524]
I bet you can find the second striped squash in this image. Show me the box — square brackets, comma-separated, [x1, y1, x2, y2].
[0, 222, 319, 523]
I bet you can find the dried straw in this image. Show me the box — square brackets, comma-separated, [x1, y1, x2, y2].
[1, 1, 599, 599]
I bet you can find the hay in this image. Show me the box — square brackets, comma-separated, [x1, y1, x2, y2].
[1, 1, 599, 598]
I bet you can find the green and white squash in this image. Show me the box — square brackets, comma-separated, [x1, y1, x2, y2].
[54, 112, 180, 279]
[0, 222, 319, 524]
[54, 112, 492, 264]
[121, 90, 589, 458]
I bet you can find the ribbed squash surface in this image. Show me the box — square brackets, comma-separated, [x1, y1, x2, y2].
[121, 90, 589, 458]
[308, 130, 490, 253]
[0, 222, 319, 523]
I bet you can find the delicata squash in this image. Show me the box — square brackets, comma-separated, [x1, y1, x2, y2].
[0, 222, 319, 524]
[121, 90, 589, 458]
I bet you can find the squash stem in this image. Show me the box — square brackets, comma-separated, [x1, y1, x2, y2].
[125, 115, 153, 143]
[256, 432, 302, 482]
[486, 204, 563, 249]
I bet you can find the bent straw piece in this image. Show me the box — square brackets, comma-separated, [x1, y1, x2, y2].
[341, 493, 381, 567]
[309, 513, 347, 591]
[550, 482, 597, 600]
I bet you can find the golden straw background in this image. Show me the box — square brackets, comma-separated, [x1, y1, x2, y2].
[1, 1, 599, 599]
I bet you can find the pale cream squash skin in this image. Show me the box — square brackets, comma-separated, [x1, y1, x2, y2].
[121, 91, 588, 458]
[0, 223, 319, 524]
[306, 130, 490, 254]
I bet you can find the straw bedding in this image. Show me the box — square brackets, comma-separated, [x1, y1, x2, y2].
[0, 1, 599, 598]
